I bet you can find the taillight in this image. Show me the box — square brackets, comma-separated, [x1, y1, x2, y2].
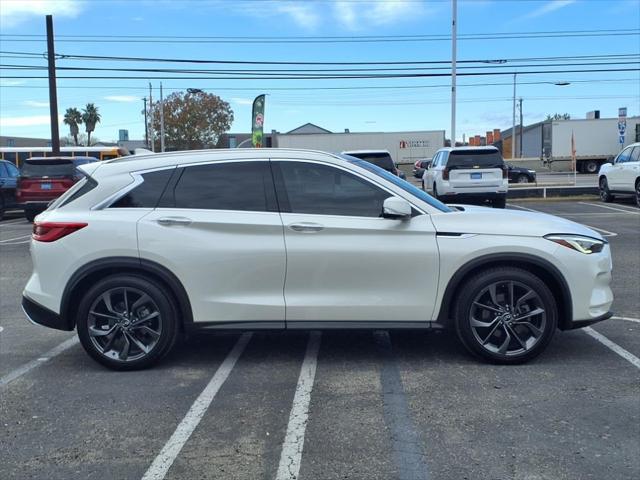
[32, 222, 87, 242]
[442, 167, 450, 180]
[502, 166, 508, 179]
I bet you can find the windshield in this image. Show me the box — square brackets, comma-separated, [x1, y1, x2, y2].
[21, 159, 77, 178]
[344, 152, 395, 172]
[341, 155, 452, 213]
[448, 150, 504, 169]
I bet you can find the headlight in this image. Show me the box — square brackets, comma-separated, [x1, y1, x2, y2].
[544, 234, 606, 254]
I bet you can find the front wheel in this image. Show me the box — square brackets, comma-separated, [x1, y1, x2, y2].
[454, 267, 557, 364]
[25, 209, 37, 223]
[599, 177, 614, 203]
[516, 174, 529, 184]
[76, 274, 179, 370]
[635, 180, 640, 208]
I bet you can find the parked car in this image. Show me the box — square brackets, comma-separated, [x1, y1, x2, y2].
[413, 159, 432, 178]
[342, 150, 404, 178]
[506, 163, 537, 184]
[23, 148, 613, 370]
[598, 142, 640, 207]
[422, 146, 509, 208]
[17, 156, 97, 222]
[0, 159, 20, 220]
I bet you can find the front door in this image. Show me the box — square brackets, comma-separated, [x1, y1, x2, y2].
[273, 159, 440, 325]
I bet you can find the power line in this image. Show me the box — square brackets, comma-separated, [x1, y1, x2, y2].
[1, 29, 637, 44]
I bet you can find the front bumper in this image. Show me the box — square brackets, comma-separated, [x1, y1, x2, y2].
[22, 295, 73, 331]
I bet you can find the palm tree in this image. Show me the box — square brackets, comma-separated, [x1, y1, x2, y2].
[63, 108, 83, 146]
[82, 103, 101, 146]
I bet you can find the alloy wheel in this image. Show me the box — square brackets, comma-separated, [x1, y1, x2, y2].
[469, 280, 547, 357]
[87, 287, 162, 362]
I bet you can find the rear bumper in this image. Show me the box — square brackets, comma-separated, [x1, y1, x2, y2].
[439, 192, 506, 203]
[22, 295, 73, 331]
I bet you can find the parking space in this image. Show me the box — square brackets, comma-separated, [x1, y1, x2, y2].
[1, 200, 639, 480]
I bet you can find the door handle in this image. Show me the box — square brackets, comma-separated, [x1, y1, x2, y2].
[157, 216, 192, 226]
[288, 222, 324, 233]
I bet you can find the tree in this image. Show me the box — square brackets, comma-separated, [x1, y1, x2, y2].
[546, 113, 571, 121]
[82, 103, 101, 146]
[150, 91, 233, 150]
[63, 108, 83, 146]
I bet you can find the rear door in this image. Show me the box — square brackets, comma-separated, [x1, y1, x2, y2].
[273, 159, 440, 325]
[446, 150, 504, 190]
[136, 160, 286, 327]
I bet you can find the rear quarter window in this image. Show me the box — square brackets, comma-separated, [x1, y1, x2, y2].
[111, 168, 175, 208]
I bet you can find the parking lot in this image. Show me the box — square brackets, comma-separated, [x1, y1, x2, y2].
[1, 199, 639, 480]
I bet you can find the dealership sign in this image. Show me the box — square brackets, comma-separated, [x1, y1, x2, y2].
[399, 139, 431, 148]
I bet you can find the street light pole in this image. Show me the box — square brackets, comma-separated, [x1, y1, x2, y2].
[160, 82, 165, 152]
[512, 72, 516, 160]
[450, 0, 457, 147]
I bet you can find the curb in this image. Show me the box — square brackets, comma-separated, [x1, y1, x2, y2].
[508, 186, 598, 199]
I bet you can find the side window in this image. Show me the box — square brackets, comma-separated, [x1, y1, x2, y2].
[0, 163, 7, 178]
[169, 161, 274, 212]
[111, 168, 174, 208]
[6, 162, 19, 177]
[629, 147, 640, 163]
[276, 161, 391, 217]
[616, 147, 633, 164]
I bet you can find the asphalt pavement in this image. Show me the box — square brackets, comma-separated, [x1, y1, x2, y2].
[1, 200, 638, 480]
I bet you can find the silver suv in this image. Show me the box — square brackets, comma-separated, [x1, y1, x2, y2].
[422, 146, 509, 208]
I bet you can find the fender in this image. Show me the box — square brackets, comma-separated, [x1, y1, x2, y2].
[435, 252, 573, 330]
[61, 256, 193, 329]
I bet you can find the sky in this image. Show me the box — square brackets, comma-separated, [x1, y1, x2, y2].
[0, 0, 639, 143]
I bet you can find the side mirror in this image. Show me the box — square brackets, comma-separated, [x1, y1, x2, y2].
[382, 197, 412, 220]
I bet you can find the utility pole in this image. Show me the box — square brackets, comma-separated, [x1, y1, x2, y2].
[46, 15, 60, 156]
[511, 72, 516, 160]
[450, 0, 457, 147]
[143, 97, 148, 149]
[148, 83, 154, 152]
[160, 82, 165, 152]
[518, 97, 523, 158]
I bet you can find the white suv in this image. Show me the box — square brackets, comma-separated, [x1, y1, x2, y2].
[598, 142, 640, 207]
[23, 149, 613, 369]
[423, 146, 509, 208]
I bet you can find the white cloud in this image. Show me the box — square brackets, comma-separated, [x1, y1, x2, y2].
[0, 114, 62, 128]
[231, 97, 254, 106]
[0, 79, 26, 87]
[0, 0, 85, 28]
[104, 95, 139, 103]
[24, 100, 49, 108]
[333, 0, 420, 30]
[517, 0, 576, 20]
[272, 3, 320, 29]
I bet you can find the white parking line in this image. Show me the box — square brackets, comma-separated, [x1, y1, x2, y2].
[508, 204, 538, 212]
[276, 331, 322, 480]
[578, 202, 640, 215]
[141, 333, 252, 480]
[0, 234, 31, 243]
[583, 327, 640, 369]
[613, 316, 640, 324]
[0, 336, 79, 388]
[0, 240, 30, 246]
[0, 218, 27, 226]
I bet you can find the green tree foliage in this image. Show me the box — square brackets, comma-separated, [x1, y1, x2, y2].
[63, 108, 83, 146]
[150, 91, 234, 150]
[82, 103, 101, 146]
[545, 113, 571, 121]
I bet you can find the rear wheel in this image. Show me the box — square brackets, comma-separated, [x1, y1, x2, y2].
[635, 179, 640, 208]
[76, 274, 179, 370]
[583, 160, 599, 174]
[454, 267, 557, 364]
[599, 177, 614, 203]
[432, 183, 438, 199]
[492, 196, 506, 209]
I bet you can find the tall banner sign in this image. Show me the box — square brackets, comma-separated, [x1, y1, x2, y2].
[252, 94, 265, 148]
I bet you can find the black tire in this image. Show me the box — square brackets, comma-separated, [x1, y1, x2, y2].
[454, 267, 557, 364]
[76, 274, 179, 370]
[432, 183, 438, 199]
[492, 196, 506, 209]
[583, 160, 599, 174]
[599, 177, 614, 203]
[24, 209, 38, 222]
[636, 179, 640, 208]
[0, 197, 5, 221]
[421, 180, 425, 191]
[516, 174, 529, 184]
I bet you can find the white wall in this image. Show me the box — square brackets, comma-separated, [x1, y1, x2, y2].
[274, 131, 445, 164]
